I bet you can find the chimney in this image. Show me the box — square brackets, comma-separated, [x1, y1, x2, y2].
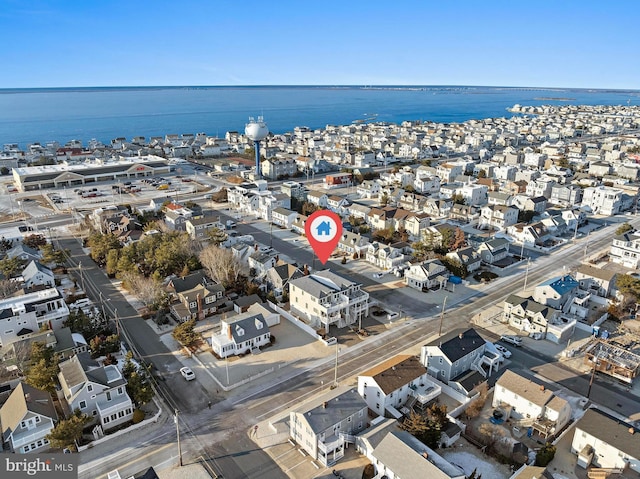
[630, 428, 636, 435]
[25, 393, 31, 402]
[197, 293, 203, 317]
[458, 333, 463, 340]
[540, 385, 545, 391]
[227, 325, 232, 340]
[422, 451, 429, 459]
[323, 402, 328, 409]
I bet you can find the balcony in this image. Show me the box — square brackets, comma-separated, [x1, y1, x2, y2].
[410, 381, 441, 405]
[11, 423, 54, 448]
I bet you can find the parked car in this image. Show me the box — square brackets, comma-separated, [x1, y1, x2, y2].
[500, 335, 523, 347]
[372, 272, 384, 279]
[180, 367, 195, 381]
[494, 344, 512, 359]
[387, 312, 400, 321]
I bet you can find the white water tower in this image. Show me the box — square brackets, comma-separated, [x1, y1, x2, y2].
[245, 116, 269, 178]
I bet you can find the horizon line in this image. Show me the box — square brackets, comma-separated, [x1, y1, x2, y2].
[1, 84, 640, 92]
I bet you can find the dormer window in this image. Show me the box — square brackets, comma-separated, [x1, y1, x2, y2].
[87, 384, 93, 392]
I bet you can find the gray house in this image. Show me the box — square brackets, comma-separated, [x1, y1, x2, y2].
[57, 353, 134, 432]
[21, 261, 55, 290]
[290, 388, 368, 466]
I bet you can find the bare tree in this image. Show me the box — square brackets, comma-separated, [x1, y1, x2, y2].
[478, 423, 506, 454]
[199, 245, 241, 287]
[121, 271, 164, 308]
[0, 279, 22, 299]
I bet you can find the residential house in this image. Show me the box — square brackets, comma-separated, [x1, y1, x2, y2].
[57, 353, 134, 431]
[366, 242, 412, 270]
[507, 222, 553, 248]
[163, 203, 193, 231]
[357, 355, 440, 418]
[436, 163, 463, 183]
[356, 180, 381, 199]
[370, 431, 466, 479]
[446, 247, 482, 273]
[185, 215, 223, 241]
[533, 275, 579, 310]
[588, 161, 612, 177]
[610, 229, 640, 269]
[337, 231, 370, 257]
[6, 244, 42, 262]
[413, 174, 440, 194]
[367, 207, 396, 231]
[459, 183, 488, 206]
[493, 370, 571, 440]
[265, 263, 304, 298]
[0, 382, 57, 453]
[575, 265, 617, 297]
[503, 294, 559, 334]
[477, 238, 510, 264]
[248, 250, 278, 278]
[291, 214, 308, 234]
[571, 408, 640, 473]
[280, 181, 307, 202]
[289, 388, 368, 466]
[448, 204, 476, 223]
[271, 207, 298, 229]
[403, 213, 431, 241]
[327, 195, 350, 216]
[289, 270, 369, 332]
[0, 288, 69, 348]
[550, 184, 583, 207]
[21, 261, 55, 290]
[306, 190, 329, 208]
[479, 205, 519, 230]
[404, 259, 449, 291]
[581, 185, 623, 215]
[261, 158, 297, 180]
[210, 311, 271, 358]
[423, 198, 452, 218]
[420, 328, 500, 394]
[167, 271, 225, 322]
[487, 192, 514, 206]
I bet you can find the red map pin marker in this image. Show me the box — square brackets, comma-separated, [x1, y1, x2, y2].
[305, 210, 343, 265]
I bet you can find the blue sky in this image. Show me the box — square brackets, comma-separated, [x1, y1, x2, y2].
[1, 0, 638, 89]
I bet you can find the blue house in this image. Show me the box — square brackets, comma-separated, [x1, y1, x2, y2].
[316, 221, 332, 236]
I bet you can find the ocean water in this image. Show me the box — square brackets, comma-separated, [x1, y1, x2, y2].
[0, 85, 639, 147]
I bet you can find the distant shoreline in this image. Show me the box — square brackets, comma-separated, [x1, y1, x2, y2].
[533, 97, 576, 101]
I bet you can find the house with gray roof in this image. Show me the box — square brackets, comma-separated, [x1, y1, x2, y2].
[210, 311, 271, 358]
[370, 431, 465, 479]
[168, 271, 225, 322]
[477, 237, 510, 264]
[6, 244, 42, 263]
[21, 260, 54, 290]
[420, 328, 500, 395]
[446, 247, 481, 273]
[404, 259, 449, 291]
[575, 264, 617, 297]
[610, 229, 640, 269]
[0, 382, 57, 453]
[289, 270, 369, 332]
[571, 408, 640, 473]
[265, 263, 304, 298]
[289, 388, 368, 466]
[57, 352, 133, 431]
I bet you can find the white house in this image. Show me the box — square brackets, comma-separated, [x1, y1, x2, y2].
[571, 408, 640, 473]
[357, 355, 440, 418]
[0, 288, 69, 348]
[289, 270, 369, 332]
[21, 261, 55, 290]
[210, 312, 272, 358]
[610, 229, 640, 269]
[492, 370, 571, 440]
[0, 382, 57, 453]
[479, 205, 519, 230]
[581, 185, 623, 215]
[404, 259, 449, 291]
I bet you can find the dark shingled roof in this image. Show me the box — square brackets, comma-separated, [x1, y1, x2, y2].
[360, 355, 427, 395]
[575, 408, 640, 458]
[430, 328, 485, 363]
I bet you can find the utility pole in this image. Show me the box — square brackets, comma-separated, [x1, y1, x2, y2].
[587, 353, 600, 399]
[523, 258, 530, 292]
[438, 296, 447, 337]
[333, 339, 339, 387]
[174, 409, 183, 467]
